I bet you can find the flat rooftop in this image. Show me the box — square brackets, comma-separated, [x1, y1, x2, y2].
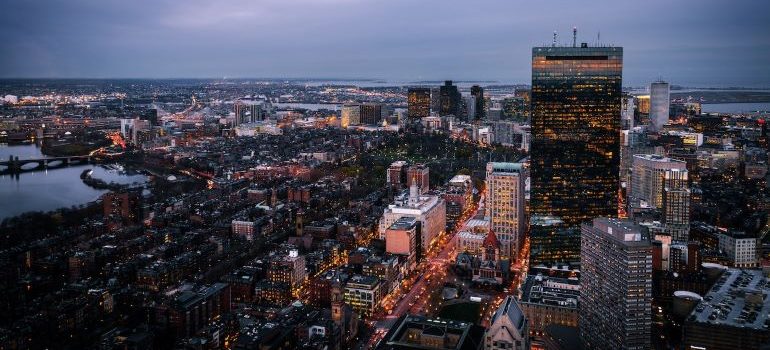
[389, 216, 418, 231]
[687, 269, 770, 331]
[521, 274, 579, 309]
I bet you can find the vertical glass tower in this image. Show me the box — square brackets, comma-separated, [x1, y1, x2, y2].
[529, 44, 623, 268]
[408, 87, 431, 119]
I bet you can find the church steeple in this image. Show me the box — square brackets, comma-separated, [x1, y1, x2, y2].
[483, 228, 500, 262]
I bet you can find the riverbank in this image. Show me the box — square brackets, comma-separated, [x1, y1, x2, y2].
[41, 138, 110, 157]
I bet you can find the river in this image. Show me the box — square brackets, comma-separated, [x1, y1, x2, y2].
[0, 143, 147, 220]
[701, 102, 770, 114]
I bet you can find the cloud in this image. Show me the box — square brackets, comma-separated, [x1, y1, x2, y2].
[0, 0, 768, 86]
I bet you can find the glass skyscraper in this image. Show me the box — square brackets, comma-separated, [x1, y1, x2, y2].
[529, 45, 623, 268]
[407, 87, 431, 119]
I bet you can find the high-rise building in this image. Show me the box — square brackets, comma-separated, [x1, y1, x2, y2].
[407, 88, 431, 119]
[439, 80, 461, 116]
[649, 81, 670, 131]
[662, 169, 691, 242]
[580, 218, 653, 350]
[360, 103, 382, 125]
[341, 104, 361, 127]
[484, 296, 529, 350]
[234, 100, 264, 125]
[463, 95, 476, 121]
[486, 162, 526, 260]
[628, 154, 687, 210]
[471, 85, 485, 120]
[529, 44, 623, 266]
[621, 96, 635, 130]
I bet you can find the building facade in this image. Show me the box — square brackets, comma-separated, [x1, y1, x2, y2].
[486, 162, 526, 260]
[485, 296, 529, 350]
[649, 81, 670, 131]
[580, 218, 653, 350]
[629, 154, 687, 210]
[407, 88, 431, 119]
[529, 45, 623, 257]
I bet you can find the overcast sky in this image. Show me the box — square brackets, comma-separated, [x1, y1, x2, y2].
[1, 0, 768, 86]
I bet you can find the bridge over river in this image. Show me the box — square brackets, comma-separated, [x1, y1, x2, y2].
[0, 155, 94, 174]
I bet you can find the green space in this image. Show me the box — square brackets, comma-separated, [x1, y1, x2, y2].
[438, 302, 482, 324]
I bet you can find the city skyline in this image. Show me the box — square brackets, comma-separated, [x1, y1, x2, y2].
[1, 0, 769, 87]
[1, 2, 769, 349]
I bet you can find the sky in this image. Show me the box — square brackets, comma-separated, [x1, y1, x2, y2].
[1, 0, 769, 87]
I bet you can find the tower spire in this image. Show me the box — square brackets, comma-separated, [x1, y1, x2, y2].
[573, 27, 577, 47]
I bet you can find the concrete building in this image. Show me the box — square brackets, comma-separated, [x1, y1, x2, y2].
[234, 99, 268, 125]
[360, 103, 383, 126]
[580, 218, 653, 350]
[717, 231, 758, 268]
[379, 183, 446, 253]
[520, 274, 579, 335]
[485, 162, 526, 260]
[485, 296, 529, 350]
[621, 96, 635, 130]
[379, 314, 485, 350]
[629, 154, 687, 210]
[267, 249, 307, 290]
[343, 275, 382, 317]
[385, 216, 421, 268]
[649, 81, 670, 131]
[341, 104, 361, 127]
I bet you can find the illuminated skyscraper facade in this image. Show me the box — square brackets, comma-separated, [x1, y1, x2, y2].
[407, 87, 431, 119]
[486, 162, 526, 260]
[529, 45, 622, 268]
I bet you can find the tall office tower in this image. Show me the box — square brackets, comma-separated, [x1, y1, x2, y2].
[649, 81, 670, 131]
[529, 44, 623, 267]
[463, 95, 476, 121]
[621, 96, 635, 130]
[439, 80, 461, 116]
[486, 162, 526, 260]
[406, 164, 430, 193]
[580, 218, 653, 350]
[628, 154, 687, 210]
[430, 87, 441, 114]
[234, 100, 263, 125]
[341, 104, 361, 127]
[360, 103, 382, 125]
[407, 88, 431, 119]
[662, 169, 691, 242]
[471, 85, 485, 120]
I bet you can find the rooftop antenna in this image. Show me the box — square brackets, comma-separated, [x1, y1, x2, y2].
[597, 31, 601, 45]
[552, 31, 557, 47]
[572, 27, 577, 47]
